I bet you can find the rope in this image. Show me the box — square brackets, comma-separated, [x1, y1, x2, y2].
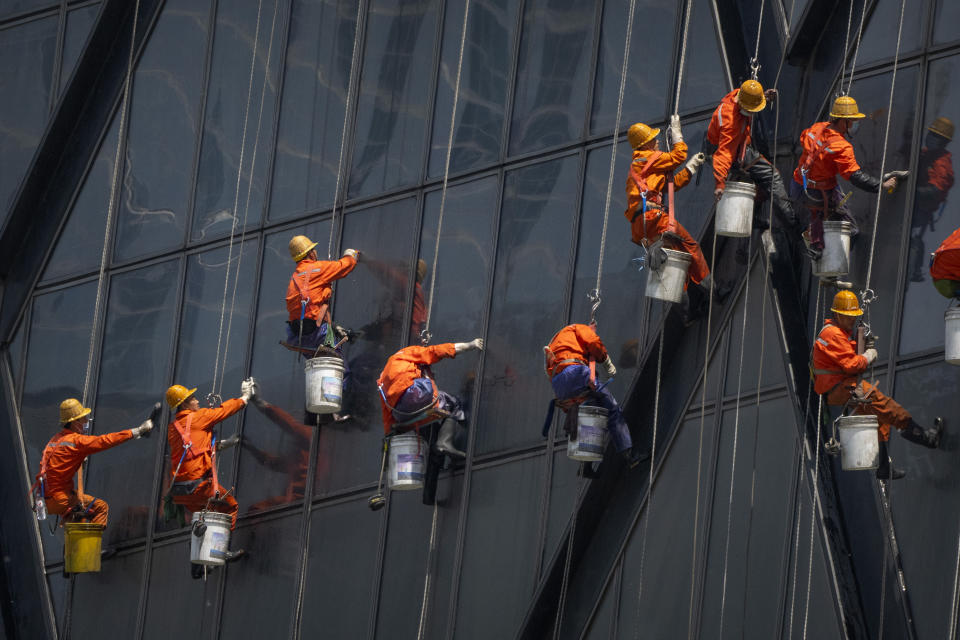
[840, 0, 855, 94]
[845, 0, 868, 96]
[326, 0, 365, 260]
[673, 0, 695, 112]
[786, 446, 806, 639]
[750, 0, 766, 75]
[422, 0, 471, 344]
[800, 393, 824, 640]
[877, 487, 890, 640]
[416, 500, 440, 640]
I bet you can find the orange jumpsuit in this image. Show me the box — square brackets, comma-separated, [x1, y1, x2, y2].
[931, 226, 960, 296]
[623, 142, 709, 285]
[708, 88, 752, 192]
[286, 255, 358, 323]
[378, 343, 457, 434]
[545, 324, 607, 378]
[813, 319, 910, 441]
[167, 399, 246, 529]
[36, 428, 134, 526]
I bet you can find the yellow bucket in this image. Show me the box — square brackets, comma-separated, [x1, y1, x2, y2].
[64, 522, 105, 573]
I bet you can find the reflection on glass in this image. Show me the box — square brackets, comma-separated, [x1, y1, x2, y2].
[242, 399, 312, 511]
[69, 551, 144, 638]
[348, 0, 439, 197]
[508, 0, 595, 155]
[854, 0, 926, 65]
[114, 0, 210, 262]
[191, 0, 285, 242]
[269, 0, 356, 221]
[935, 0, 960, 44]
[428, 0, 519, 176]
[475, 156, 580, 454]
[142, 539, 214, 636]
[59, 4, 100, 92]
[677, 1, 728, 113]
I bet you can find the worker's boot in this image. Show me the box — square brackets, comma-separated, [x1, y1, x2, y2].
[622, 448, 650, 469]
[434, 419, 466, 459]
[876, 441, 905, 480]
[579, 462, 601, 479]
[899, 417, 943, 449]
[224, 549, 246, 562]
[191, 563, 204, 580]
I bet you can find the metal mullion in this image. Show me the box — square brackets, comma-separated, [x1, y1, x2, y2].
[0, 5, 59, 30]
[498, 0, 526, 164]
[774, 440, 806, 640]
[579, 0, 605, 140]
[417, 0, 447, 184]
[50, 0, 67, 110]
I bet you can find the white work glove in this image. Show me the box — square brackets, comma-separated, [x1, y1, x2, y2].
[863, 348, 878, 365]
[668, 114, 683, 144]
[454, 338, 484, 353]
[684, 152, 706, 175]
[240, 377, 258, 403]
[601, 356, 616, 379]
[343, 248, 359, 261]
[131, 419, 154, 439]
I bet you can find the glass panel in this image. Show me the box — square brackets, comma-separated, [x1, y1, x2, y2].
[934, 0, 960, 44]
[142, 538, 218, 638]
[59, 4, 99, 91]
[544, 448, 579, 574]
[900, 55, 960, 355]
[427, 0, 519, 177]
[20, 283, 96, 563]
[348, 0, 439, 198]
[590, 0, 677, 135]
[508, 0, 595, 155]
[114, 0, 210, 262]
[854, 0, 927, 66]
[583, 569, 616, 640]
[9, 315, 26, 402]
[236, 222, 327, 512]
[453, 456, 544, 638]
[218, 513, 300, 637]
[313, 198, 419, 495]
[0, 17, 57, 222]
[299, 498, 379, 636]
[191, 0, 286, 242]
[85, 260, 179, 546]
[47, 571, 69, 632]
[68, 551, 144, 639]
[268, 0, 356, 221]
[42, 113, 120, 282]
[0, 1, 56, 19]
[677, 1, 728, 113]
[475, 156, 579, 455]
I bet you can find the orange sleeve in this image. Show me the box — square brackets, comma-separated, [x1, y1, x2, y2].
[73, 430, 135, 457]
[575, 325, 608, 362]
[832, 139, 861, 180]
[821, 328, 867, 374]
[673, 167, 692, 191]
[712, 107, 737, 190]
[317, 255, 357, 284]
[194, 398, 247, 430]
[411, 343, 458, 365]
[929, 153, 955, 193]
[648, 141, 688, 172]
[286, 275, 301, 321]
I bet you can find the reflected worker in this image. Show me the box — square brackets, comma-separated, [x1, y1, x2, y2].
[909, 117, 955, 282]
[33, 398, 158, 527]
[813, 291, 943, 479]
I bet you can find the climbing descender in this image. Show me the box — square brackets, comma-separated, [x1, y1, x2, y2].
[206, 392, 222, 408]
[749, 57, 761, 81]
[420, 328, 432, 346]
[587, 289, 602, 324]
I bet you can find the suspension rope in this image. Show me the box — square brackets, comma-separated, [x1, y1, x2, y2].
[673, 0, 695, 112]
[840, 0, 855, 94]
[554, 478, 585, 639]
[326, 0, 365, 260]
[786, 444, 806, 638]
[421, 0, 471, 344]
[416, 500, 441, 640]
[750, 0, 766, 75]
[845, 0, 868, 96]
[800, 390, 825, 639]
[877, 486, 891, 640]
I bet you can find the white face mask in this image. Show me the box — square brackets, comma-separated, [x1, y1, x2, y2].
[740, 108, 753, 117]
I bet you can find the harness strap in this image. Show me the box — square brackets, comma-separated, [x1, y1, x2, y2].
[172, 413, 198, 463]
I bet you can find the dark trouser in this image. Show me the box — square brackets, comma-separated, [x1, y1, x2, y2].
[551, 365, 632, 453]
[729, 147, 797, 230]
[788, 180, 857, 250]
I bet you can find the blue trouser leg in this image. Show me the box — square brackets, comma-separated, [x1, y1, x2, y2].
[551, 365, 632, 453]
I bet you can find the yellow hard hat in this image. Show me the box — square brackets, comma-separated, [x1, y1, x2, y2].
[737, 79, 766, 112]
[829, 95, 866, 119]
[416, 259, 428, 282]
[59, 398, 91, 424]
[166, 384, 197, 409]
[627, 122, 660, 149]
[289, 235, 318, 262]
[830, 290, 863, 316]
[928, 116, 955, 141]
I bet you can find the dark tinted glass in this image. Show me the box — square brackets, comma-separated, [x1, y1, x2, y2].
[854, 0, 927, 65]
[0, 1, 55, 19]
[86, 260, 179, 545]
[508, 0, 595, 155]
[47, 572, 68, 631]
[583, 571, 616, 639]
[313, 198, 419, 495]
[69, 551, 144, 638]
[475, 156, 579, 454]
[677, 1, 728, 113]
[59, 4, 99, 91]
[0, 17, 56, 221]
[348, 0, 439, 198]
[191, 0, 286, 242]
[453, 456, 544, 638]
[591, 0, 677, 135]
[544, 448, 579, 574]
[427, 0, 519, 176]
[671, 120, 715, 239]
[900, 55, 960, 355]
[142, 538, 218, 638]
[268, 0, 356, 221]
[114, 0, 210, 262]
[934, 0, 960, 44]
[9, 316, 26, 401]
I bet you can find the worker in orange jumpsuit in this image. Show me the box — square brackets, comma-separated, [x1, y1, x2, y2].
[624, 116, 710, 289]
[378, 338, 483, 504]
[813, 290, 942, 479]
[931, 225, 960, 298]
[708, 79, 795, 230]
[910, 117, 955, 281]
[33, 398, 158, 526]
[285, 234, 359, 351]
[542, 323, 645, 478]
[791, 96, 905, 260]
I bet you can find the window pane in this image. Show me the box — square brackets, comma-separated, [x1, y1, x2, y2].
[544, 449, 579, 575]
[142, 539, 218, 637]
[854, 0, 927, 65]
[268, 0, 355, 221]
[677, 1, 728, 113]
[9, 315, 26, 402]
[59, 4, 99, 91]
[900, 55, 960, 355]
[475, 156, 580, 455]
[591, 0, 677, 135]
[191, 0, 286, 242]
[427, 0, 519, 177]
[0, 1, 56, 19]
[0, 17, 57, 222]
[69, 551, 144, 638]
[934, 0, 960, 45]
[86, 260, 180, 546]
[114, 0, 210, 262]
[508, 0, 595, 155]
[348, 0, 439, 198]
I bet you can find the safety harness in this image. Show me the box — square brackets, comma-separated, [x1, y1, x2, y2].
[290, 266, 335, 349]
[798, 126, 839, 217]
[812, 324, 875, 409]
[629, 151, 678, 249]
[541, 333, 600, 437]
[30, 433, 99, 524]
[169, 413, 221, 497]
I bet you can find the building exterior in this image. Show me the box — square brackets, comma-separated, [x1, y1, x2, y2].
[0, 0, 959, 638]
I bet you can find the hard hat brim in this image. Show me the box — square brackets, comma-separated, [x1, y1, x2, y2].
[636, 127, 660, 148]
[176, 387, 198, 407]
[830, 307, 864, 316]
[740, 95, 766, 113]
[293, 242, 318, 262]
[829, 111, 866, 119]
[927, 125, 953, 141]
[60, 406, 92, 423]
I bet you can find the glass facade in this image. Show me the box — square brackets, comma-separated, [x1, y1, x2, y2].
[3, 0, 960, 638]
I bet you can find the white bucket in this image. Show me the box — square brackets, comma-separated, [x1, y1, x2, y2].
[646, 248, 692, 303]
[813, 220, 854, 277]
[567, 406, 610, 462]
[305, 356, 345, 414]
[837, 414, 879, 471]
[716, 181, 756, 237]
[387, 433, 425, 491]
[946, 307, 960, 365]
[190, 512, 232, 566]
